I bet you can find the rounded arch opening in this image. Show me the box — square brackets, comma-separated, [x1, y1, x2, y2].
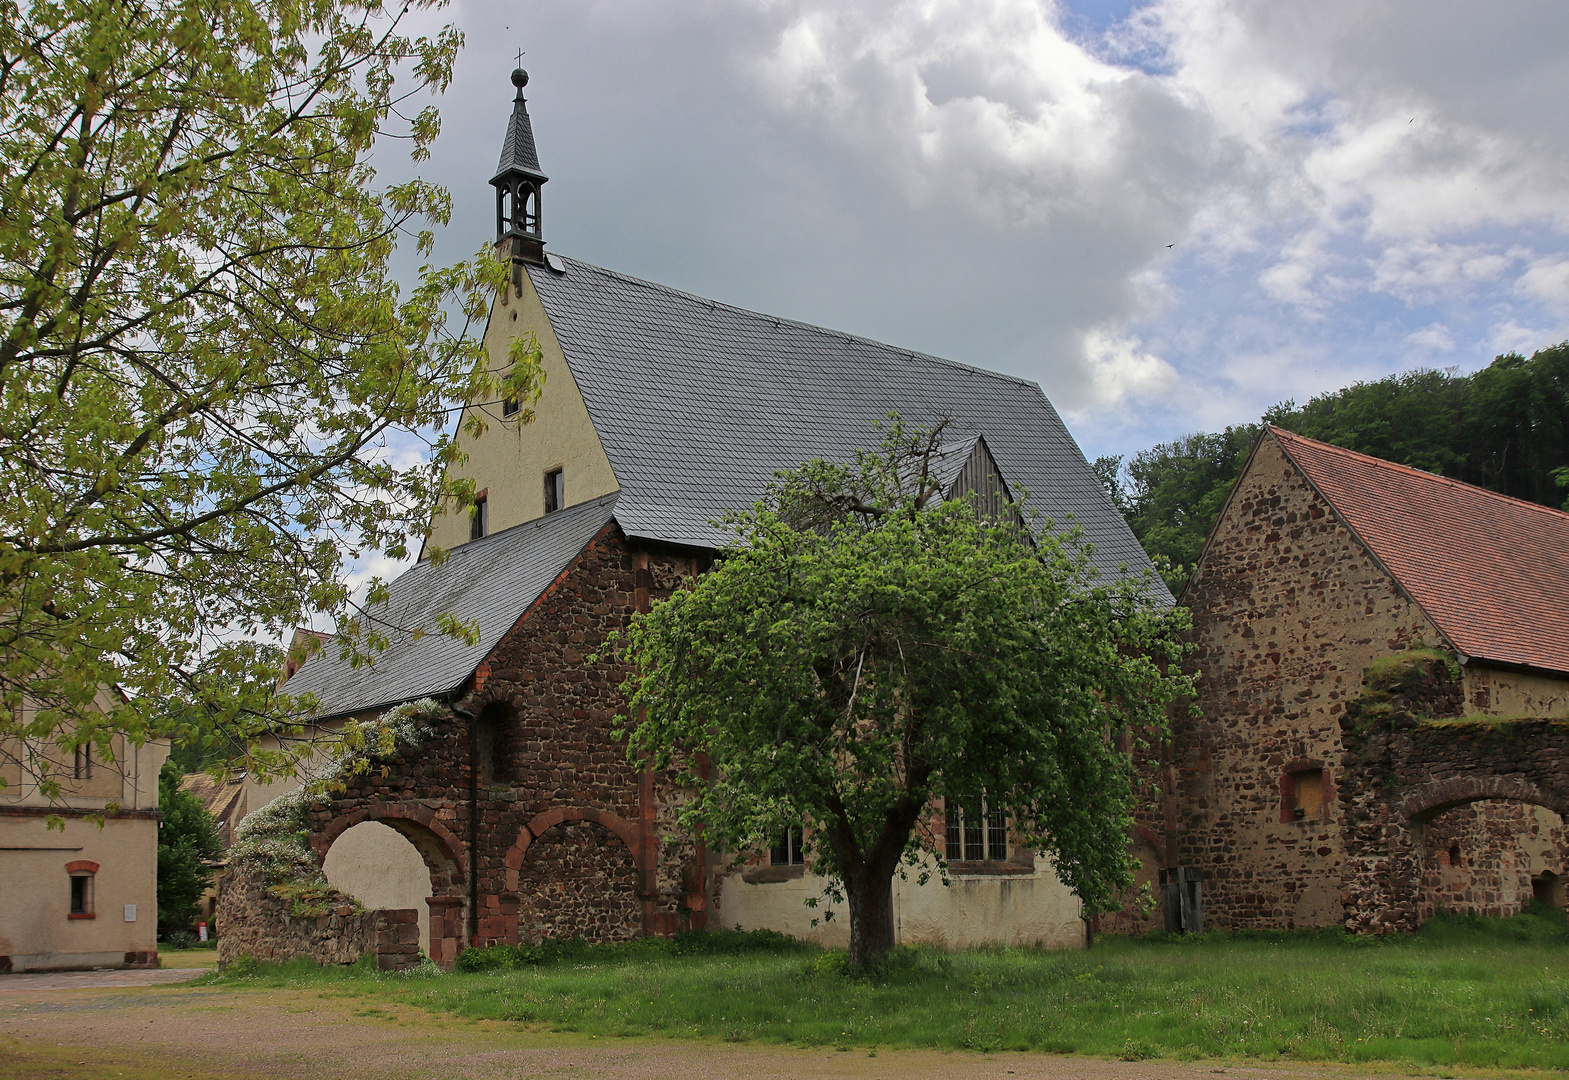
[323, 821, 432, 957]
[1417, 798, 1567, 924]
[315, 806, 468, 967]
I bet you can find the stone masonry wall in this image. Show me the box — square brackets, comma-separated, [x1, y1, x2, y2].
[308, 523, 705, 953]
[1339, 653, 1569, 933]
[217, 872, 420, 970]
[515, 820, 641, 941]
[1174, 432, 1443, 929]
[1419, 801, 1568, 920]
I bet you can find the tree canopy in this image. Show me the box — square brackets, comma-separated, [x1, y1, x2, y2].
[156, 758, 223, 933]
[619, 423, 1192, 970]
[0, 0, 539, 798]
[1101, 344, 1569, 594]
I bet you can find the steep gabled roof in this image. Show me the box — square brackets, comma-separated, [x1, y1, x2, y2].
[1271, 426, 1569, 676]
[526, 257, 1166, 599]
[285, 495, 618, 720]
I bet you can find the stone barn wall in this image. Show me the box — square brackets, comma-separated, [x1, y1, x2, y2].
[300, 524, 708, 957]
[1172, 434, 1441, 929]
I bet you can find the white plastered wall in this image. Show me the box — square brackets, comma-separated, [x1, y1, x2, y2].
[717, 854, 1086, 951]
[424, 272, 619, 556]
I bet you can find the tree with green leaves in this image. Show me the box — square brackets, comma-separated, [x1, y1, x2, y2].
[156, 759, 223, 933]
[619, 423, 1193, 971]
[0, 0, 541, 800]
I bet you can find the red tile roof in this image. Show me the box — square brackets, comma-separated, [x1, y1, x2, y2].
[1270, 426, 1569, 676]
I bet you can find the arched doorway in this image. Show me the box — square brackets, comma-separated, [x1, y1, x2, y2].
[324, 822, 432, 957]
[1417, 799, 1568, 923]
[315, 806, 467, 966]
[507, 808, 642, 943]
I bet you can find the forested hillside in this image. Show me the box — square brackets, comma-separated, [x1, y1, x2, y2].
[1098, 343, 1569, 594]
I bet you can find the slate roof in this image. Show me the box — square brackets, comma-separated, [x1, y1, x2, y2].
[1272, 427, 1569, 676]
[284, 495, 618, 719]
[526, 256, 1167, 599]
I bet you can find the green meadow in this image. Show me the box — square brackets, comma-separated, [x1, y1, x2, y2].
[206, 906, 1569, 1072]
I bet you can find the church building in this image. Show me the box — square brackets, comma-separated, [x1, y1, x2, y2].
[232, 67, 1167, 966]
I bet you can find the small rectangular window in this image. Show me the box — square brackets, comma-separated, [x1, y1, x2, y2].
[501, 396, 520, 417]
[470, 496, 488, 541]
[770, 827, 804, 866]
[544, 468, 564, 514]
[73, 744, 92, 780]
[70, 875, 89, 915]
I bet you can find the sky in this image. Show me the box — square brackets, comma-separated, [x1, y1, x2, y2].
[384, 0, 1569, 465]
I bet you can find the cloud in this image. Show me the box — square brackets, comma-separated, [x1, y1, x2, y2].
[402, 0, 1569, 463]
[1405, 323, 1455, 354]
[1073, 325, 1180, 417]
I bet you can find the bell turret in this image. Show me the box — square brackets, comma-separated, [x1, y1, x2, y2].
[491, 67, 548, 269]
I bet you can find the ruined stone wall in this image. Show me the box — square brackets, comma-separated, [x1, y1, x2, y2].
[1338, 653, 1569, 933]
[1419, 802, 1568, 920]
[1176, 433, 1443, 929]
[216, 872, 420, 970]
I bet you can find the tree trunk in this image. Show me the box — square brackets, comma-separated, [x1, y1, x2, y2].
[844, 865, 895, 972]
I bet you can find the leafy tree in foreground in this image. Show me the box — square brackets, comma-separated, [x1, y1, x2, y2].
[0, 0, 542, 800]
[156, 759, 223, 933]
[620, 424, 1193, 971]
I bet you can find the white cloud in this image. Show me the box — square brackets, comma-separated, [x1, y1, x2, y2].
[412, 0, 1569, 459]
[1073, 325, 1179, 417]
[1517, 258, 1569, 314]
[1405, 323, 1455, 354]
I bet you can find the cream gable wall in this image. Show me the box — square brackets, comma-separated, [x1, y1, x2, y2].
[425, 273, 619, 557]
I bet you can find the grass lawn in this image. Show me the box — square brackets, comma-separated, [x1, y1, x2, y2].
[159, 947, 219, 969]
[202, 908, 1569, 1073]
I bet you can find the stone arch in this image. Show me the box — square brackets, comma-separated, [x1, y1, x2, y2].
[506, 807, 642, 943]
[503, 806, 639, 891]
[1398, 776, 1569, 823]
[314, 804, 468, 967]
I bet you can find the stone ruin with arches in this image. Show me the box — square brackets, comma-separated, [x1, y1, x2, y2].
[1338, 654, 1569, 934]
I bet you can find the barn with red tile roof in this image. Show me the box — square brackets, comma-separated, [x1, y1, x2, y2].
[1156, 425, 1569, 932]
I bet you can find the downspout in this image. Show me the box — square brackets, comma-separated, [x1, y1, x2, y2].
[449, 699, 481, 948]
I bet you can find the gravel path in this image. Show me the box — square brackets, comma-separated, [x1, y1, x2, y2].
[0, 978, 1452, 1080]
[0, 968, 203, 992]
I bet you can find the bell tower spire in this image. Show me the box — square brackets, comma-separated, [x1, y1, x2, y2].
[491, 66, 549, 270]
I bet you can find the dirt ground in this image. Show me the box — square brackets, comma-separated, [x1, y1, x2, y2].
[0, 970, 1495, 1080]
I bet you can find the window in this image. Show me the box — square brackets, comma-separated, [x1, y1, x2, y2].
[470, 495, 488, 541]
[474, 703, 507, 786]
[73, 743, 92, 780]
[1281, 767, 1327, 821]
[502, 396, 520, 417]
[66, 860, 98, 919]
[544, 468, 564, 514]
[946, 801, 1007, 862]
[770, 827, 804, 866]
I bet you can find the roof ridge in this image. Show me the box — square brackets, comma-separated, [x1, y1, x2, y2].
[550, 255, 1040, 390]
[1268, 424, 1569, 522]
